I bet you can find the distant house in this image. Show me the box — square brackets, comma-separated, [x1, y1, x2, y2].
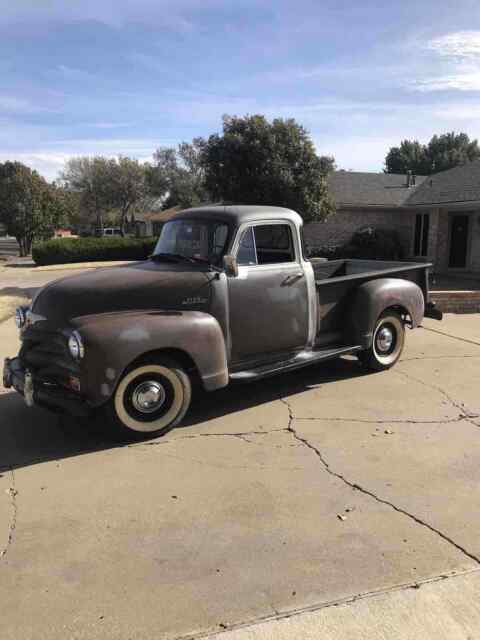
[134, 199, 181, 237]
[305, 161, 480, 273]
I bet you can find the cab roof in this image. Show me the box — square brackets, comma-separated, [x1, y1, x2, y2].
[172, 205, 303, 227]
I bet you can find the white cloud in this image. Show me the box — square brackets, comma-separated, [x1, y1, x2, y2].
[413, 31, 480, 93]
[427, 31, 480, 60]
[413, 69, 480, 92]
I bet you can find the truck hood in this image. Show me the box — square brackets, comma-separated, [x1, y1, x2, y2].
[32, 261, 213, 324]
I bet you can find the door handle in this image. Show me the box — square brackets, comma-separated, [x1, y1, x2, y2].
[282, 272, 304, 285]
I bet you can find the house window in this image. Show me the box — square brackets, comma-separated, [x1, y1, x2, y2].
[414, 213, 429, 257]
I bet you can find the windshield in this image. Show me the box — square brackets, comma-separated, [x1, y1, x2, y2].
[153, 219, 229, 265]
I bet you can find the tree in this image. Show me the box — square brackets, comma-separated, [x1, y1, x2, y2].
[60, 156, 116, 232]
[385, 132, 480, 175]
[110, 157, 149, 235]
[201, 115, 335, 222]
[427, 132, 480, 173]
[0, 162, 66, 256]
[149, 137, 208, 209]
[384, 140, 430, 175]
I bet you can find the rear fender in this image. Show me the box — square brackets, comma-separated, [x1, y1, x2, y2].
[73, 310, 228, 406]
[347, 278, 425, 348]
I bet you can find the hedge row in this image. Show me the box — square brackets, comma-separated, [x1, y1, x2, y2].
[32, 237, 157, 266]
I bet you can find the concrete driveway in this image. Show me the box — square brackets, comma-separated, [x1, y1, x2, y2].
[1, 313, 480, 639]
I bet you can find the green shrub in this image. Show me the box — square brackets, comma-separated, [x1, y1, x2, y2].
[32, 236, 157, 266]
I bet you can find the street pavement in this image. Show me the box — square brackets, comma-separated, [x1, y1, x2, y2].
[0, 260, 108, 299]
[0, 238, 19, 258]
[0, 312, 480, 639]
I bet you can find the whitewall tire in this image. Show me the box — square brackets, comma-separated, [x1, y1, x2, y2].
[105, 357, 192, 439]
[358, 312, 405, 371]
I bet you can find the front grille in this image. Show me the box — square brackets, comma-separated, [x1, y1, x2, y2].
[20, 324, 79, 380]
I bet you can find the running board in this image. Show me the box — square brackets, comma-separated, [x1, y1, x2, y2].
[230, 345, 363, 383]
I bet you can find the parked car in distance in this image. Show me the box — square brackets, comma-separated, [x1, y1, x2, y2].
[4, 205, 442, 439]
[95, 227, 123, 237]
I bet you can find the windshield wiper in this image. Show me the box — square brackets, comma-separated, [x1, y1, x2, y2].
[150, 252, 194, 263]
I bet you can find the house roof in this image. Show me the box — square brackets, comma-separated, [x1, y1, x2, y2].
[406, 160, 480, 206]
[328, 171, 427, 208]
[330, 160, 480, 210]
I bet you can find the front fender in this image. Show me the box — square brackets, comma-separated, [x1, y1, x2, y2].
[72, 310, 228, 406]
[347, 278, 425, 348]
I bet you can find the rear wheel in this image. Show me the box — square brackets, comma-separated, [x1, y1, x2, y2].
[103, 357, 192, 439]
[358, 312, 405, 371]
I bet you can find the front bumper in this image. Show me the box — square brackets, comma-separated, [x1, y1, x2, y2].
[3, 357, 91, 417]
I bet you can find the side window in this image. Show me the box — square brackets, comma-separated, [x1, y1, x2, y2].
[254, 224, 295, 264]
[237, 227, 257, 265]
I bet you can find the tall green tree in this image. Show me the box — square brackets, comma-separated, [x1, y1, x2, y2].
[427, 132, 480, 173]
[385, 132, 480, 174]
[149, 137, 208, 209]
[201, 115, 335, 222]
[0, 162, 66, 256]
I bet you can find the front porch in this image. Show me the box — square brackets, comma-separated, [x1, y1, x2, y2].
[429, 272, 480, 314]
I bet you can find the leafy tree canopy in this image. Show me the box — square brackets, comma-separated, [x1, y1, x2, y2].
[0, 161, 66, 255]
[201, 115, 335, 222]
[385, 132, 480, 175]
[149, 137, 208, 210]
[60, 156, 149, 234]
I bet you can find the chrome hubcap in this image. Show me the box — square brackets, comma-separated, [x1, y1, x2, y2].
[132, 381, 166, 414]
[376, 326, 394, 353]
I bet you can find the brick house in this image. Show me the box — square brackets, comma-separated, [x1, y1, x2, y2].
[305, 161, 480, 274]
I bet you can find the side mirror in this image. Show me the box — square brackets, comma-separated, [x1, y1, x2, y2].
[223, 254, 239, 278]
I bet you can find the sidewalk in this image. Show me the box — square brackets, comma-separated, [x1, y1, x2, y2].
[208, 570, 480, 640]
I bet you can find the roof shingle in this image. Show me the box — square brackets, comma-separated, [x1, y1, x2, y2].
[406, 160, 480, 206]
[328, 171, 426, 208]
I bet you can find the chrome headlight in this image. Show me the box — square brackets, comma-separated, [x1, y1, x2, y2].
[15, 306, 27, 329]
[68, 331, 85, 360]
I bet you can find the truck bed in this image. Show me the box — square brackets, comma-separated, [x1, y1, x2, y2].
[311, 258, 430, 284]
[310, 258, 431, 341]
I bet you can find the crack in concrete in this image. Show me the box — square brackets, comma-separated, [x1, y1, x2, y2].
[1, 469, 17, 561]
[128, 428, 288, 449]
[395, 368, 479, 419]
[280, 398, 480, 566]
[284, 416, 465, 425]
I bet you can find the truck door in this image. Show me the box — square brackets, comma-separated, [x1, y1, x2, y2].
[228, 222, 309, 364]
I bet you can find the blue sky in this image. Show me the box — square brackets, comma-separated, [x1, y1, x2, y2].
[2, 0, 480, 180]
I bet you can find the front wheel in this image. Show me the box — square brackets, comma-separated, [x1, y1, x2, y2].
[358, 312, 405, 371]
[103, 357, 192, 439]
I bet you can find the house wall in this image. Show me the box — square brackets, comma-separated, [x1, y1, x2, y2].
[435, 210, 450, 271]
[468, 211, 480, 271]
[304, 208, 416, 257]
[433, 209, 480, 273]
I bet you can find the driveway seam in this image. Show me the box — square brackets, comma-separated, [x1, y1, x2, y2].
[178, 567, 480, 639]
[280, 398, 480, 566]
[0, 469, 17, 561]
[423, 326, 480, 348]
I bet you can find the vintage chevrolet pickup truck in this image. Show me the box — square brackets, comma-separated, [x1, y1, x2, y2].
[4, 205, 441, 438]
